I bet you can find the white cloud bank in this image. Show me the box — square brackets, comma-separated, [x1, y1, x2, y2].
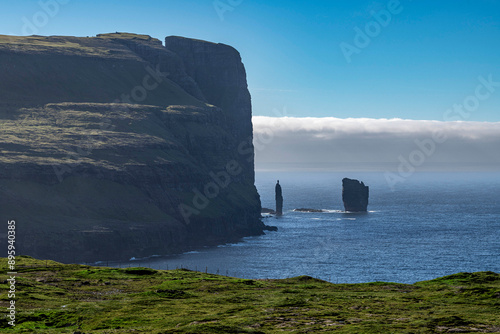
[252, 116, 500, 172]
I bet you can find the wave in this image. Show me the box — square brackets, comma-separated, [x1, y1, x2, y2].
[220, 241, 250, 248]
[293, 209, 372, 214]
[129, 254, 162, 261]
[184, 251, 202, 255]
[321, 209, 344, 213]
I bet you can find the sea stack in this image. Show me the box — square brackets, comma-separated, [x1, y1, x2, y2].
[342, 178, 369, 212]
[275, 180, 283, 216]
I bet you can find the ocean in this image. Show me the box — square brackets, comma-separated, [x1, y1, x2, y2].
[115, 172, 500, 284]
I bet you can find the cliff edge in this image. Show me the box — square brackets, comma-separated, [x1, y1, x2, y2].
[0, 33, 267, 262]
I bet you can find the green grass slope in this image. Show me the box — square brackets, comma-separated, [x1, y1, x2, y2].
[0, 257, 498, 333]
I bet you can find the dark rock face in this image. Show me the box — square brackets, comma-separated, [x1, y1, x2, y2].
[342, 178, 369, 212]
[0, 33, 268, 262]
[164, 38, 252, 128]
[275, 180, 283, 216]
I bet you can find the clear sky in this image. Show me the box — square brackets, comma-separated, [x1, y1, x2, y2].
[2, 0, 500, 121]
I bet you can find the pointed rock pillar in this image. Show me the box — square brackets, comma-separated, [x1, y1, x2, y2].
[275, 180, 283, 216]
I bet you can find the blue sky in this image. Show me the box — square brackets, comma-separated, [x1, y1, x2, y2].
[2, 0, 500, 121]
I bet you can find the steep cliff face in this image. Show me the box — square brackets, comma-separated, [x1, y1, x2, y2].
[164, 37, 254, 145]
[0, 33, 266, 262]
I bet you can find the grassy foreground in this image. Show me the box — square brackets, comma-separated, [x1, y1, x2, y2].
[1, 257, 499, 333]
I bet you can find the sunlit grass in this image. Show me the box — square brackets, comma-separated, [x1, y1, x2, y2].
[0, 257, 498, 333]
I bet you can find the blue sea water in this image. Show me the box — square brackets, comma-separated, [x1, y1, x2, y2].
[116, 172, 500, 284]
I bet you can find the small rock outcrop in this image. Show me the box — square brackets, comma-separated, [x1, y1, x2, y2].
[261, 208, 276, 214]
[275, 180, 283, 216]
[293, 208, 326, 213]
[342, 178, 369, 212]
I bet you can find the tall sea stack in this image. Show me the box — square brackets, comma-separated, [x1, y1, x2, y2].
[275, 180, 283, 216]
[342, 178, 369, 212]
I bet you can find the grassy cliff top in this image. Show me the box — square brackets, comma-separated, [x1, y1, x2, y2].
[1, 257, 499, 333]
[0, 33, 206, 112]
[0, 33, 159, 58]
[96, 32, 162, 43]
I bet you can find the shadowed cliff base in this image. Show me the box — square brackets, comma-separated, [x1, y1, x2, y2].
[0, 33, 274, 262]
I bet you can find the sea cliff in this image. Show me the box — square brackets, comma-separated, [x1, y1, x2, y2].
[0, 33, 267, 262]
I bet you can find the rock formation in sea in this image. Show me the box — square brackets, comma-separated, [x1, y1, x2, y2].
[275, 180, 283, 216]
[0, 33, 274, 262]
[293, 208, 327, 213]
[342, 178, 369, 212]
